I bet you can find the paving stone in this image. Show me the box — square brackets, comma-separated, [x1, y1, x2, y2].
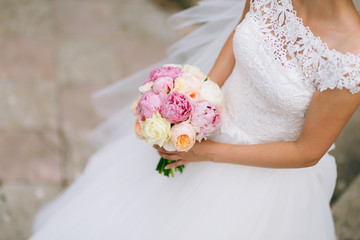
[0, 37, 55, 82]
[0, 0, 54, 37]
[0, 82, 58, 130]
[331, 108, 360, 203]
[0, 131, 62, 183]
[0, 184, 62, 240]
[332, 174, 360, 240]
[54, 0, 116, 40]
[57, 39, 118, 85]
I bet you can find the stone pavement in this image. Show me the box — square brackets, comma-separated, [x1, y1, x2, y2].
[0, 0, 359, 239]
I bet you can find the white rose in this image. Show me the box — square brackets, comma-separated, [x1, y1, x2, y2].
[199, 80, 223, 106]
[142, 112, 171, 147]
[183, 65, 207, 82]
[139, 82, 154, 93]
[162, 63, 183, 68]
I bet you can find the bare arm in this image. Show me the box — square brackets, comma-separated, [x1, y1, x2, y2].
[208, 0, 251, 87]
[157, 89, 360, 169]
[207, 89, 360, 168]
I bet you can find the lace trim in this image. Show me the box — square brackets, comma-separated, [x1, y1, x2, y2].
[249, 0, 360, 94]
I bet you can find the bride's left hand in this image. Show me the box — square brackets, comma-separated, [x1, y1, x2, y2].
[153, 140, 215, 169]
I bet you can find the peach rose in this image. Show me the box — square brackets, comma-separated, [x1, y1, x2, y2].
[134, 119, 144, 139]
[131, 96, 141, 116]
[163, 140, 177, 152]
[174, 75, 203, 94]
[170, 122, 196, 152]
[185, 89, 201, 102]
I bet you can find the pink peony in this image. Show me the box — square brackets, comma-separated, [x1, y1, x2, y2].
[136, 91, 162, 120]
[160, 91, 192, 124]
[153, 77, 174, 94]
[144, 66, 182, 84]
[190, 101, 222, 141]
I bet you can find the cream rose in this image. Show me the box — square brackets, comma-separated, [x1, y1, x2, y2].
[142, 112, 171, 147]
[199, 80, 223, 106]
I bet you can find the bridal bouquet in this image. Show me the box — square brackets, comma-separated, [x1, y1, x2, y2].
[131, 64, 223, 177]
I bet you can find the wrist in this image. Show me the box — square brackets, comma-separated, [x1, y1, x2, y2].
[205, 140, 220, 163]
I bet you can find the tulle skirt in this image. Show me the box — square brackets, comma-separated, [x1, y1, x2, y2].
[30, 130, 337, 240]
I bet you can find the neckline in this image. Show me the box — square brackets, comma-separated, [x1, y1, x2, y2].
[286, 0, 360, 58]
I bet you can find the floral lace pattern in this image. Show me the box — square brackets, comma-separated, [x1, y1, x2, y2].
[250, 0, 360, 94]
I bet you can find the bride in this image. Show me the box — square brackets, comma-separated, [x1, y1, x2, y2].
[30, 0, 360, 239]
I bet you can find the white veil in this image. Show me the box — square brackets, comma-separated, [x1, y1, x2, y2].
[89, 0, 246, 148]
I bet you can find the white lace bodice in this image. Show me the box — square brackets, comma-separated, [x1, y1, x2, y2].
[217, 0, 360, 144]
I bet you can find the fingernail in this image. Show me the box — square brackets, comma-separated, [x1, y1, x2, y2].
[165, 166, 169, 169]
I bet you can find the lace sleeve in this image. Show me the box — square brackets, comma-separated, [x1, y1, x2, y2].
[311, 53, 360, 94]
[249, 0, 360, 95]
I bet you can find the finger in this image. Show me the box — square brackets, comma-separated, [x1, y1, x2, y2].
[159, 153, 181, 161]
[153, 145, 161, 151]
[165, 160, 187, 169]
[158, 149, 179, 155]
[153, 145, 182, 155]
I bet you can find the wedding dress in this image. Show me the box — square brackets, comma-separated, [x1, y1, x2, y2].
[30, 0, 360, 239]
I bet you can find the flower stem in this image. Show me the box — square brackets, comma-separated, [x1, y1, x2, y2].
[156, 157, 185, 177]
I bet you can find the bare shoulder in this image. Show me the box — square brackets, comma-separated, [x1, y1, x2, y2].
[327, 6, 360, 55]
[351, 30, 360, 54]
[341, 27, 360, 55]
[339, 10, 360, 55]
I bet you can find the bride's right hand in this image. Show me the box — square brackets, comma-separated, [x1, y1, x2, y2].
[153, 140, 216, 169]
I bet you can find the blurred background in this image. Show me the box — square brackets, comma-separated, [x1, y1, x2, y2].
[0, 0, 359, 239]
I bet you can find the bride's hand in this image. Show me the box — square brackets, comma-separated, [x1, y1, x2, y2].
[153, 140, 215, 169]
